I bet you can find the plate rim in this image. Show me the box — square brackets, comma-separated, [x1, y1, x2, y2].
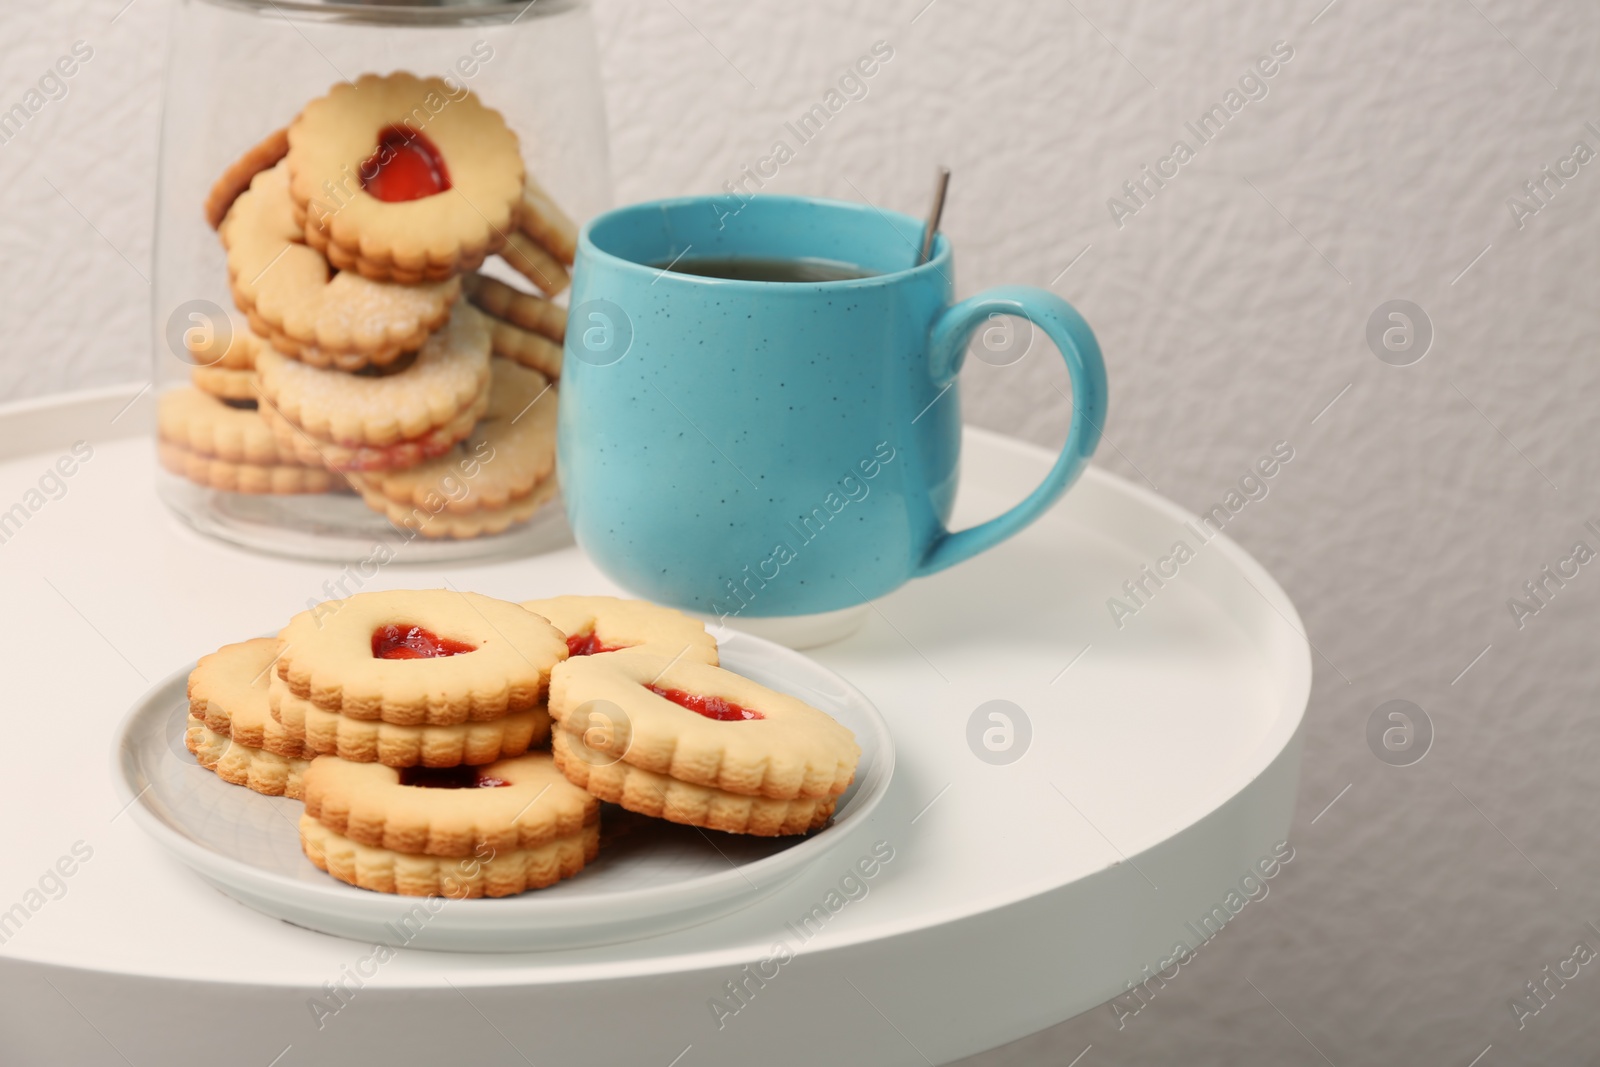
[109, 629, 896, 936]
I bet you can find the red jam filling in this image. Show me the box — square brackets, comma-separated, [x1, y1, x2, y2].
[360, 125, 451, 203]
[566, 631, 627, 658]
[372, 624, 476, 660]
[398, 766, 510, 789]
[647, 685, 764, 721]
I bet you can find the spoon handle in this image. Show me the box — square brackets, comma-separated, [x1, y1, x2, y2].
[918, 166, 951, 265]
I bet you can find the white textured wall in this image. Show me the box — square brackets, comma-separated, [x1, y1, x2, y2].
[6, 1, 1600, 1063]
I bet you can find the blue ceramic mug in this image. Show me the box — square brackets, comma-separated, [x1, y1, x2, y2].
[557, 195, 1106, 628]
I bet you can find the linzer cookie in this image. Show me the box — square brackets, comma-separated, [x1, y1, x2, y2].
[190, 364, 257, 402]
[183, 313, 262, 371]
[160, 442, 341, 495]
[271, 675, 550, 766]
[518, 174, 579, 266]
[482, 313, 563, 380]
[499, 230, 570, 296]
[205, 127, 290, 230]
[298, 752, 599, 897]
[464, 274, 564, 378]
[288, 73, 525, 284]
[260, 387, 487, 474]
[275, 589, 567, 724]
[548, 652, 859, 835]
[346, 358, 556, 530]
[523, 595, 719, 665]
[159, 387, 284, 464]
[551, 730, 836, 836]
[158, 388, 337, 494]
[221, 161, 459, 371]
[354, 475, 559, 540]
[186, 637, 314, 799]
[253, 303, 491, 472]
[464, 274, 565, 342]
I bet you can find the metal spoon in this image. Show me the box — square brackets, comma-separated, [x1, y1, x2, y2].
[918, 166, 951, 265]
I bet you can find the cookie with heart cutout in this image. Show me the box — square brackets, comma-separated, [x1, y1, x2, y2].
[159, 386, 291, 465]
[482, 313, 563, 379]
[464, 273, 565, 343]
[354, 473, 560, 540]
[221, 161, 460, 371]
[517, 173, 579, 267]
[186, 637, 315, 798]
[205, 126, 290, 231]
[190, 363, 257, 402]
[298, 752, 599, 897]
[499, 230, 570, 297]
[160, 440, 342, 495]
[435, 175, 579, 303]
[258, 379, 488, 475]
[158, 388, 339, 494]
[276, 588, 568, 725]
[183, 313, 264, 372]
[551, 729, 835, 836]
[346, 357, 556, 520]
[547, 651, 859, 835]
[270, 674, 551, 766]
[253, 302, 491, 471]
[288, 72, 524, 285]
[463, 274, 565, 378]
[521, 595, 719, 666]
[186, 715, 315, 800]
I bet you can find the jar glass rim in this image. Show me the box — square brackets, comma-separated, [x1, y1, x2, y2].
[199, 0, 582, 25]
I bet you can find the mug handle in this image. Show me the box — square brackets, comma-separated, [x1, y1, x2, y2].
[915, 286, 1108, 577]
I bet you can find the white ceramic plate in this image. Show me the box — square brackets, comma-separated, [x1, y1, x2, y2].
[111, 632, 894, 952]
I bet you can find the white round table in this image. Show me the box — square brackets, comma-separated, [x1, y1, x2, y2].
[0, 386, 1309, 1067]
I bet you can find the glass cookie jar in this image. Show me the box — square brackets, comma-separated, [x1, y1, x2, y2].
[151, 0, 611, 561]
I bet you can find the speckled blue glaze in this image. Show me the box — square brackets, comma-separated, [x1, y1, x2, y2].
[558, 195, 1106, 619]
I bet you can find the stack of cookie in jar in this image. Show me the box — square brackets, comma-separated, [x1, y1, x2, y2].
[184, 590, 862, 899]
[159, 72, 575, 539]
